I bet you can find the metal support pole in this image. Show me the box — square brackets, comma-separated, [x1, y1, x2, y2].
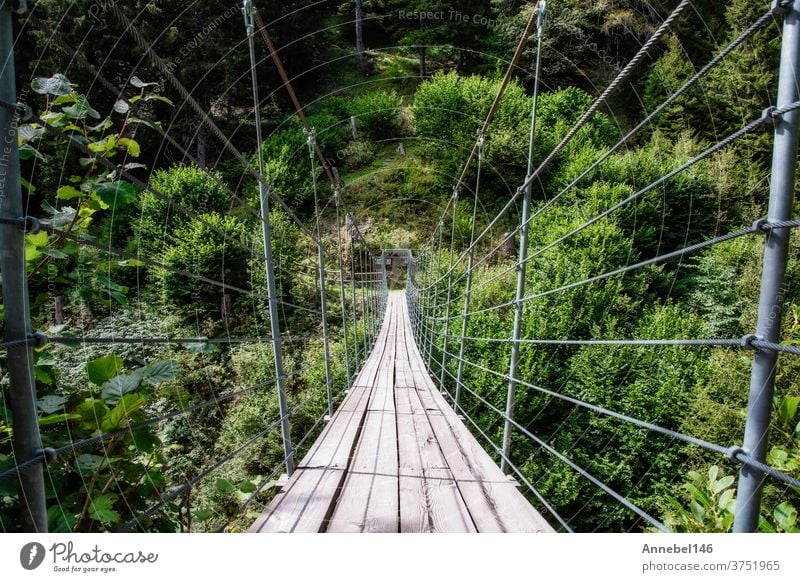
[359, 244, 368, 358]
[0, 0, 46, 533]
[427, 225, 444, 369]
[501, 1, 546, 473]
[245, 0, 294, 474]
[439, 189, 459, 392]
[455, 131, 486, 409]
[733, 0, 800, 532]
[306, 128, 334, 417]
[349, 231, 361, 373]
[334, 189, 351, 387]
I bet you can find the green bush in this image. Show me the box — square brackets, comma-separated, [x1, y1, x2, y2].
[350, 90, 403, 139]
[158, 212, 252, 320]
[136, 165, 231, 256]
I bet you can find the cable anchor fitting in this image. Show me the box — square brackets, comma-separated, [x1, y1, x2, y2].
[39, 447, 58, 466]
[751, 218, 769, 235]
[30, 333, 49, 348]
[726, 445, 747, 463]
[771, 0, 791, 16]
[740, 334, 761, 350]
[761, 106, 780, 127]
[11, 0, 28, 15]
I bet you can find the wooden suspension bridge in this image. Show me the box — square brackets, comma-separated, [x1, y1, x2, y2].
[250, 291, 553, 533]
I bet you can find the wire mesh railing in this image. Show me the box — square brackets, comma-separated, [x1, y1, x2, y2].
[406, 0, 800, 533]
[0, 0, 387, 533]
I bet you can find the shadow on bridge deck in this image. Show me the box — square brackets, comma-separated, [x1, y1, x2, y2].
[250, 291, 553, 533]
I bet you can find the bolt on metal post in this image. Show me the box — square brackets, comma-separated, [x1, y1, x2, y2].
[245, 0, 293, 474]
[502, 0, 546, 474]
[734, 0, 800, 532]
[0, 0, 47, 533]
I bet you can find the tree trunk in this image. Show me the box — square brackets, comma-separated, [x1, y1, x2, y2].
[54, 296, 64, 326]
[221, 294, 232, 322]
[355, 0, 365, 59]
[195, 122, 207, 168]
[419, 17, 427, 78]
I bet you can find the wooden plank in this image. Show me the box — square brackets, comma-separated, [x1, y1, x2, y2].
[327, 410, 399, 532]
[298, 384, 371, 469]
[396, 386, 476, 533]
[249, 468, 345, 533]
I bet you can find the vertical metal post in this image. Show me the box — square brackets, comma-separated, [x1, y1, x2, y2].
[733, 0, 800, 532]
[439, 189, 460, 392]
[245, 0, 294, 474]
[454, 131, 486, 409]
[349, 229, 361, 374]
[305, 128, 334, 417]
[427, 226, 444, 369]
[501, 1, 545, 473]
[333, 188, 351, 387]
[0, 0, 46, 533]
[359, 243, 368, 358]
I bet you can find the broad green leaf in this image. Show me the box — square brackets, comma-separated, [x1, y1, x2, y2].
[62, 96, 100, 120]
[87, 117, 113, 132]
[32, 74, 73, 96]
[26, 231, 49, 247]
[194, 510, 214, 522]
[144, 93, 174, 106]
[36, 395, 67, 414]
[113, 100, 130, 114]
[690, 499, 705, 522]
[712, 475, 734, 494]
[20, 178, 35, 194]
[41, 247, 68, 259]
[130, 76, 158, 89]
[135, 360, 179, 387]
[707, 465, 719, 485]
[47, 505, 77, 533]
[19, 143, 45, 161]
[718, 488, 735, 511]
[76, 454, 104, 473]
[51, 93, 79, 106]
[95, 181, 137, 208]
[117, 138, 141, 157]
[129, 428, 160, 454]
[88, 494, 120, 525]
[86, 354, 124, 385]
[239, 481, 257, 493]
[779, 396, 800, 425]
[215, 479, 235, 494]
[38, 413, 81, 427]
[57, 185, 82, 200]
[101, 394, 146, 432]
[76, 399, 110, 427]
[774, 502, 797, 530]
[101, 373, 141, 405]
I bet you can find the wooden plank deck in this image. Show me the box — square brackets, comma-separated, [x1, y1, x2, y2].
[249, 290, 554, 533]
